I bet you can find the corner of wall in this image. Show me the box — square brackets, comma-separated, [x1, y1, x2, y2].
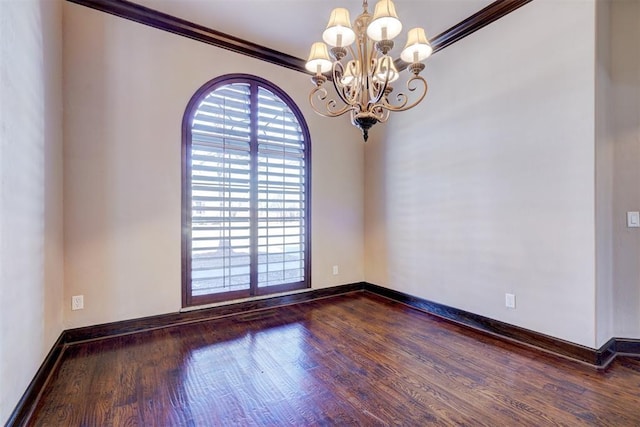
[594, 0, 614, 348]
[0, 0, 65, 423]
[610, 0, 640, 340]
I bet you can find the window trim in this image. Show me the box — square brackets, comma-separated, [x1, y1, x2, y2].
[181, 74, 311, 307]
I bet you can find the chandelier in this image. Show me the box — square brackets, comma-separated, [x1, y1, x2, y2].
[305, 0, 433, 141]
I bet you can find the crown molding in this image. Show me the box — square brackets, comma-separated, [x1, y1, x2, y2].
[67, 0, 533, 74]
[66, 0, 308, 72]
[431, 0, 533, 53]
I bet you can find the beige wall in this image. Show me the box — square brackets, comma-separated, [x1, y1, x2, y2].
[62, 2, 364, 329]
[595, 0, 614, 347]
[0, 0, 64, 422]
[365, 0, 598, 347]
[611, 0, 640, 339]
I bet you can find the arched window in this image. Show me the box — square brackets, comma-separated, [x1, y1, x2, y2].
[182, 75, 311, 307]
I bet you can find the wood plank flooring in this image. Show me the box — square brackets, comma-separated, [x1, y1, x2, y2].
[28, 292, 640, 426]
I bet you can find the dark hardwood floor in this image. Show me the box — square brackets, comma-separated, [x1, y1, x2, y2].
[28, 292, 640, 426]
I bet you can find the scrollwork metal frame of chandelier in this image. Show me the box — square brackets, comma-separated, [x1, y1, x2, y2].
[305, 0, 433, 141]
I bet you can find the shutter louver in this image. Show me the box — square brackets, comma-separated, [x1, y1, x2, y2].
[257, 87, 306, 289]
[187, 78, 308, 305]
[191, 83, 252, 297]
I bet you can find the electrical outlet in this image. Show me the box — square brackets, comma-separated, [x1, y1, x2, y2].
[505, 293, 516, 309]
[332, 265, 339, 275]
[72, 295, 84, 311]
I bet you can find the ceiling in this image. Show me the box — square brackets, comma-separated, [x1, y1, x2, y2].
[126, 0, 494, 60]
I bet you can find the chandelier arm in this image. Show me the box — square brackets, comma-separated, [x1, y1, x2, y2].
[373, 106, 391, 123]
[366, 39, 379, 103]
[347, 45, 358, 62]
[335, 81, 360, 109]
[369, 106, 388, 123]
[310, 103, 355, 118]
[368, 36, 377, 63]
[331, 61, 361, 108]
[344, 83, 361, 106]
[353, 12, 371, 112]
[381, 75, 428, 112]
[370, 78, 387, 107]
[345, 48, 362, 106]
[309, 86, 356, 118]
[384, 92, 408, 110]
[335, 61, 361, 107]
[368, 56, 395, 107]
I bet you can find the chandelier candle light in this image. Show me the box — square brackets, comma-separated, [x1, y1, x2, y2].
[305, 0, 433, 141]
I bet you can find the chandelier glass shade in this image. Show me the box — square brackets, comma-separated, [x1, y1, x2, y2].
[305, 0, 432, 141]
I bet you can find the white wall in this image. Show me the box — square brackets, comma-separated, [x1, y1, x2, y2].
[63, 2, 365, 329]
[0, 0, 64, 422]
[611, 0, 640, 339]
[365, 0, 598, 347]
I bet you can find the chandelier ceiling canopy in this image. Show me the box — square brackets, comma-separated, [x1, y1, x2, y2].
[305, 0, 433, 141]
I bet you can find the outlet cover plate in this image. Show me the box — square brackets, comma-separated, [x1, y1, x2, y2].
[72, 295, 84, 310]
[505, 293, 516, 309]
